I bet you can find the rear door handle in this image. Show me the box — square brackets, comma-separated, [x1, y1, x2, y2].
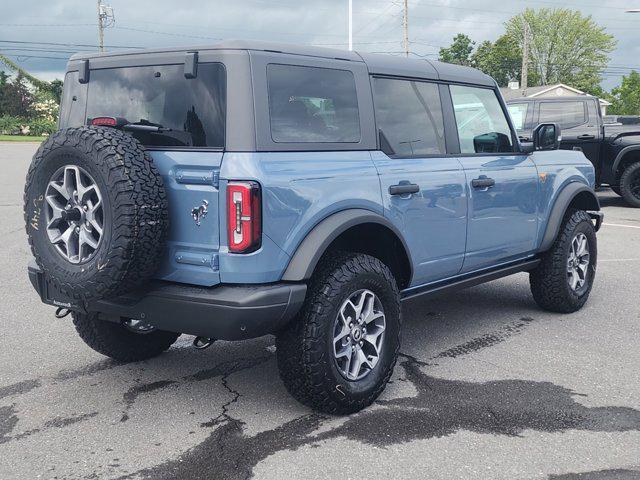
[471, 177, 495, 189]
[577, 134, 595, 140]
[389, 183, 420, 196]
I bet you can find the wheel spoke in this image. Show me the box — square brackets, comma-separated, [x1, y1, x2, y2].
[333, 323, 350, 344]
[333, 288, 386, 381]
[349, 348, 364, 379]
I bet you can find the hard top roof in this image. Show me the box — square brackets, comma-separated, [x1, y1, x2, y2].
[69, 39, 495, 87]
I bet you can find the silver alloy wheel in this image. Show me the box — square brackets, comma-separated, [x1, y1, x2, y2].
[333, 289, 386, 381]
[45, 165, 104, 264]
[567, 233, 590, 291]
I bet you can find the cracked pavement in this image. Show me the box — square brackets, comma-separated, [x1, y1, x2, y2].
[1, 142, 639, 479]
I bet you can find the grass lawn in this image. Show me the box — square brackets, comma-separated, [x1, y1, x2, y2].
[0, 135, 47, 143]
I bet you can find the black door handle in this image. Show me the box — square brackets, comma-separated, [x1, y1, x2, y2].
[389, 183, 420, 196]
[577, 134, 595, 140]
[471, 177, 495, 189]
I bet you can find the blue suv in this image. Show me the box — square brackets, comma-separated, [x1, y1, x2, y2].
[24, 41, 602, 413]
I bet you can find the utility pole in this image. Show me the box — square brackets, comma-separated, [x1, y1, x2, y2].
[348, 0, 353, 51]
[402, 0, 409, 57]
[97, 0, 115, 52]
[520, 21, 529, 96]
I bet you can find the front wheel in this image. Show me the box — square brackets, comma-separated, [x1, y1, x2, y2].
[276, 252, 401, 414]
[530, 210, 597, 313]
[619, 162, 640, 208]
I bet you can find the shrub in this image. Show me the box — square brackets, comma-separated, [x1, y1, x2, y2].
[0, 115, 22, 134]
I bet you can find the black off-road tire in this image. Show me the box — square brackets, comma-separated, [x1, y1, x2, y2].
[276, 252, 401, 414]
[619, 162, 640, 208]
[24, 127, 168, 303]
[73, 312, 179, 362]
[611, 186, 622, 197]
[530, 210, 597, 313]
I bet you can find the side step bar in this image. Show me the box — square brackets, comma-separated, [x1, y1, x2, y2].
[400, 258, 540, 303]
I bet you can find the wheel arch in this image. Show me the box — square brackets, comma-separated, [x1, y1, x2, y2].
[612, 146, 640, 183]
[538, 182, 600, 252]
[281, 209, 413, 289]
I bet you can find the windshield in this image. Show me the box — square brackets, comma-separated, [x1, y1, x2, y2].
[85, 63, 225, 148]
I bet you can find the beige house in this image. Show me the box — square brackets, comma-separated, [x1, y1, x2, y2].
[500, 82, 611, 115]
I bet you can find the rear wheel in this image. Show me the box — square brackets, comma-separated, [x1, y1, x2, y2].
[530, 210, 597, 313]
[72, 312, 179, 362]
[619, 162, 640, 208]
[276, 252, 401, 414]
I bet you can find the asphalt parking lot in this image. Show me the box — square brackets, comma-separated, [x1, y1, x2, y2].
[1, 141, 639, 480]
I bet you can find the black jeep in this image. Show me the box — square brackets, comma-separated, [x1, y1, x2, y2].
[507, 96, 640, 207]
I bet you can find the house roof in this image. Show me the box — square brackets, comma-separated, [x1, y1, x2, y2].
[500, 83, 611, 106]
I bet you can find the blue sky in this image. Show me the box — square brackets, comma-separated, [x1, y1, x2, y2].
[1, 0, 639, 90]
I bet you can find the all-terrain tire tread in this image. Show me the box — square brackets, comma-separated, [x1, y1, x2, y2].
[276, 252, 401, 414]
[530, 209, 596, 313]
[72, 313, 179, 362]
[23, 127, 168, 302]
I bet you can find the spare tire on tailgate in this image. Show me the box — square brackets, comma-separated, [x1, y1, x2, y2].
[24, 126, 168, 303]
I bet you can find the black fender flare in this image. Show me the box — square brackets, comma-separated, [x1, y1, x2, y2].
[538, 183, 600, 252]
[612, 145, 640, 180]
[281, 209, 413, 283]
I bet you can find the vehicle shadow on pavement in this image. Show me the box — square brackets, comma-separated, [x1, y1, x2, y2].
[2, 282, 638, 480]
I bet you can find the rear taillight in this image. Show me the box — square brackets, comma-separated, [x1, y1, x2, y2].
[90, 116, 118, 127]
[227, 181, 261, 254]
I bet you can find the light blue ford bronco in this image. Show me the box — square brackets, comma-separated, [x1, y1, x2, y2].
[24, 41, 602, 414]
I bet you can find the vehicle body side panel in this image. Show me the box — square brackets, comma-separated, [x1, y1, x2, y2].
[458, 154, 540, 272]
[530, 149, 596, 250]
[371, 151, 468, 286]
[218, 151, 383, 284]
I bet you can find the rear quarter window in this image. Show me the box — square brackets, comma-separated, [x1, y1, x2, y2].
[266, 64, 360, 143]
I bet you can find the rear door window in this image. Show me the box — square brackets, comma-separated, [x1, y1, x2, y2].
[538, 101, 587, 129]
[267, 64, 360, 143]
[85, 63, 226, 148]
[372, 77, 445, 157]
[450, 85, 515, 154]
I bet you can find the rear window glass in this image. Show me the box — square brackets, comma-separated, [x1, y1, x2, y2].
[372, 77, 445, 157]
[539, 101, 587, 129]
[267, 64, 360, 143]
[85, 63, 226, 148]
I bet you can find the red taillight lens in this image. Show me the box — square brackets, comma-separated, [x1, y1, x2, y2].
[90, 116, 118, 127]
[227, 181, 261, 254]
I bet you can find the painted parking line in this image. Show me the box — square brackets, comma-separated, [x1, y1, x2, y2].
[603, 222, 640, 229]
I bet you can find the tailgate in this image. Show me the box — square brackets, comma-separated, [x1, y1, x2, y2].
[150, 150, 223, 287]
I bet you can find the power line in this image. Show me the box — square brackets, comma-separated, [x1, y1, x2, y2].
[0, 39, 140, 49]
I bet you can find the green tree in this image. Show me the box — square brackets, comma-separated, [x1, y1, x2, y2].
[439, 34, 475, 66]
[609, 71, 640, 115]
[505, 8, 616, 94]
[0, 73, 35, 118]
[471, 35, 540, 87]
[49, 79, 64, 104]
[0, 70, 8, 115]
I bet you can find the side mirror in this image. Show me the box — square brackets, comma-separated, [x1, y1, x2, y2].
[533, 123, 561, 151]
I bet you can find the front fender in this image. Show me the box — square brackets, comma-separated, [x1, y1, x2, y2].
[538, 182, 600, 252]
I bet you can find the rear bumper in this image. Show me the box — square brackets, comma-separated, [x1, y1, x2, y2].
[28, 263, 307, 341]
